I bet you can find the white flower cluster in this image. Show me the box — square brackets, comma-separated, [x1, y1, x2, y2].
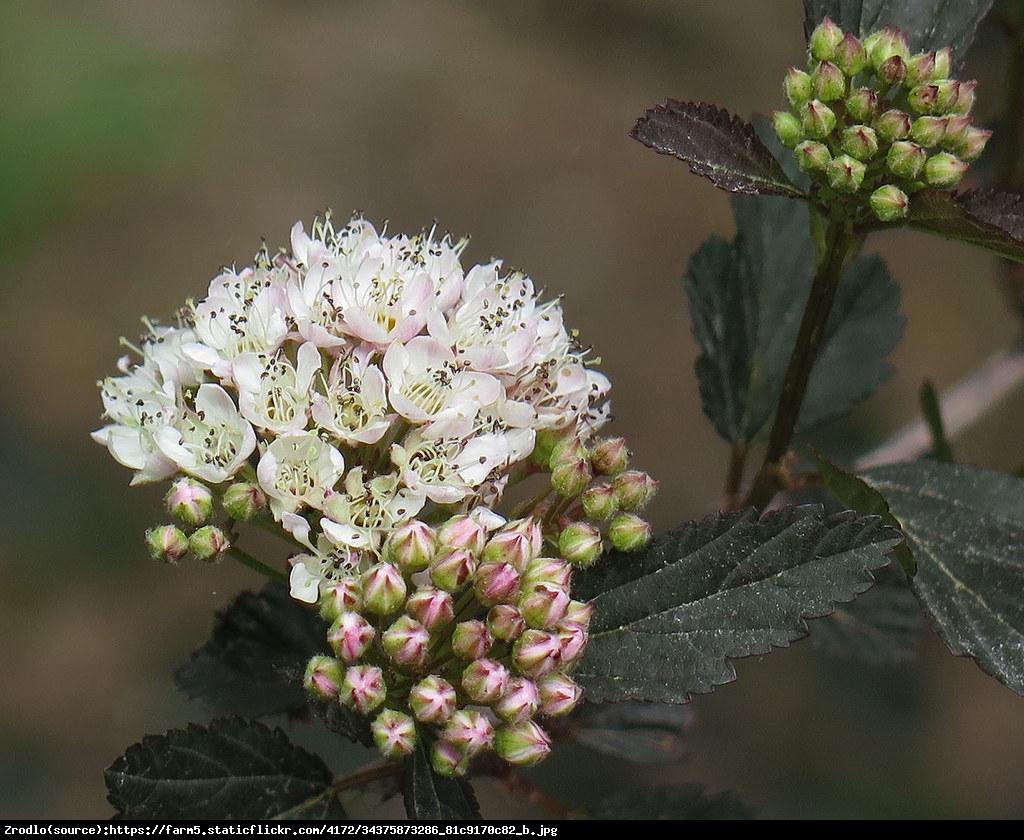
[93, 215, 611, 600]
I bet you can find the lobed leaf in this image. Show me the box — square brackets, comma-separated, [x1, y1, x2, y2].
[174, 582, 329, 717]
[573, 505, 901, 703]
[804, 0, 993, 64]
[902, 188, 1024, 263]
[861, 461, 1024, 695]
[685, 195, 903, 446]
[401, 737, 480, 821]
[105, 718, 346, 820]
[631, 100, 804, 197]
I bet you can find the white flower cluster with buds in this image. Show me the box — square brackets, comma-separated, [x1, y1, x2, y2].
[94, 213, 657, 772]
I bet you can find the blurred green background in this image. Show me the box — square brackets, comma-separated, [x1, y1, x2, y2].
[2, 0, 1023, 819]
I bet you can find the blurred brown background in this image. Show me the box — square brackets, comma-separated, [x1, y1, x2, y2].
[2, 0, 1023, 819]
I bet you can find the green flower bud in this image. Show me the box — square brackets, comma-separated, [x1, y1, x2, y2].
[590, 436, 630, 475]
[371, 709, 417, 760]
[933, 47, 952, 80]
[383, 519, 436, 573]
[773, 109, 804, 149]
[845, 88, 878, 124]
[318, 579, 361, 623]
[794, 140, 832, 173]
[911, 115, 947, 147]
[165, 478, 213, 526]
[145, 524, 189, 563]
[825, 153, 866, 193]
[864, 26, 909, 70]
[520, 582, 571, 631]
[608, 513, 652, 552]
[189, 525, 229, 561]
[557, 521, 603, 567]
[430, 739, 469, 777]
[493, 721, 551, 766]
[613, 469, 659, 511]
[908, 84, 941, 114]
[802, 99, 837, 139]
[303, 655, 345, 700]
[924, 152, 968, 187]
[429, 547, 477, 592]
[951, 126, 991, 161]
[906, 51, 937, 86]
[834, 32, 868, 76]
[840, 124, 879, 161]
[409, 674, 457, 724]
[869, 185, 910, 221]
[874, 109, 911, 142]
[784, 66, 813, 106]
[887, 140, 926, 179]
[451, 619, 493, 660]
[221, 481, 267, 521]
[811, 60, 846, 101]
[809, 16, 844, 62]
[581, 482, 618, 520]
[360, 561, 407, 615]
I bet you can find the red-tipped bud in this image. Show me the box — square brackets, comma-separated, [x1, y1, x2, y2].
[908, 84, 941, 114]
[189, 525, 229, 561]
[608, 513, 652, 552]
[875, 109, 911, 142]
[451, 619, 493, 660]
[784, 66, 813, 106]
[952, 79, 977, 114]
[221, 481, 267, 521]
[461, 658, 511, 704]
[473, 560, 521, 607]
[845, 88, 878, 124]
[613, 469, 659, 511]
[811, 60, 845, 101]
[834, 32, 867, 75]
[794, 140, 832, 173]
[906, 50, 937, 86]
[924, 152, 968, 187]
[537, 673, 583, 717]
[384, 519, 436, 572]
[933, 47, 952, 79]
[826, 153, 866, 193]
[952, 126, 991, 161]
[165, 478, 213, 526]
[869, 185, 910, 221]
[145, 524, 189, 563]
[405, 587, 455, 631]
[551, 453, 593, 498]
[487, 603, 526, 642]
[557, 521, 603, 567]
[840, 124, 879, 161]
[590, 436, 630, 474]
[443, 710, 495, 757]
[878, 54, 907, 86]
[429, 547, 477, 592]
[520, 582, 571, 630]
[911, 115, 947, 146]
[430, 738, 470, 777]
[360, 561, 407, 615]
[327, 611, 375, 662]
[493, 677, 541, 725]
[408, 674, 458, 724]
[887, 140, 927, 179]
[303, 654, 345, 700]
[521, 557, 572, 590]
[563, 599, 595, 629]
[318, 578, 362, 623]
[371, 709, 417, 760]
[581, 482, 618, 520]
[381, 615, 430, 670]
[512, 628, 563, 678]
[436, 514, 487, 555]
[809, 16, 844, 62]
[801, 99, 837, 139]
[556, 620, 590, 665]
[482, 527, 535, 571]
[340, 664, 387, 714]
[864, 26, 909, 69]
[494, 721, 551, 766]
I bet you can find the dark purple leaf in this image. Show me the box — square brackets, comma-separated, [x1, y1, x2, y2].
[904, 188, 1024, 262]
[631, 100, 804, 198]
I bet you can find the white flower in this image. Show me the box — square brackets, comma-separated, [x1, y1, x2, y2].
[256, 432, 346, 518]
[233, 341, 321, 435]
[310, 347, 393, 445]
[153, 384, 257, 484]
[321, 468, 426, 552]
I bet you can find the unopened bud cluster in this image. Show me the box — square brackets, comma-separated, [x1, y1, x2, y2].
[304, 513, 595, 775]
[772, 17, 990, 221]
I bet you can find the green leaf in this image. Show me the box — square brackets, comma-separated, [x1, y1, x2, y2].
[572, 506, 902, 703]
[586, 784, 755, 820]
[902, 188, 1024, 262]
[804, 0, 992, 63]
[631, 100, 805, 197]
[174, 582, 329, 717]
[401, 736, 480, 821]
[569, 702, 693, 764]
[106, 718, 346, 819]
[685, 195, 903, 445]
[807, 563, 922, 663]
[861, 461, 1024, 695]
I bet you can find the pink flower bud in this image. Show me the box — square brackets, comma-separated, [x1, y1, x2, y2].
[318, 578, 362, 623]
[473, 560, 521, 607]
[165, 478, 213, 526]
[443, 709, 495, 757]
[405, 587, 455, 631]
[451, 619, 493, 659]
[563, 599, 594, 629]
[487, 603, 526, 642]
[493, 677, 541, 725]
[371, 709, 417, 760]
[521, 557, 572, 590]
[556, 620, 590, 665]
[537, 673, 583, 717]
[612, 470, 659, 511]
[436, 514, 487, 555]
[494, 720, 551, 766]
[340, 664, 387, 714]
[381, 615, 431, 670]
[520, 582, 571, 630]
[878, 54, 907, 86]
[461, 658, 510, 704]
[327, 611, 376, 662]
[189, 525, 230, 561]
[221, 481, 267, 521]
[908, 84, 940, 114]
[430, 738, 469, 777]
[513, 628, 563, 678]
[551, 455, 592, 499]
[303, 655, 345, 700]
[608, 513, 652, 552]
[408, 674, 458, 724]
[384, 519, 436, 572]
[429, 547, 477, 592]
[481, 526, 536, 572]
[145, 524, 189, 563]
[952, 126, 991, 161]
[953, 79, 977, 114]
[360, 561, 407, 615]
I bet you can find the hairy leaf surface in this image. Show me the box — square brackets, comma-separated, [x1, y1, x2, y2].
[402, 737, 479, 821]
[573, 506, 901, 702]
[903, 189, 1024, 263]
